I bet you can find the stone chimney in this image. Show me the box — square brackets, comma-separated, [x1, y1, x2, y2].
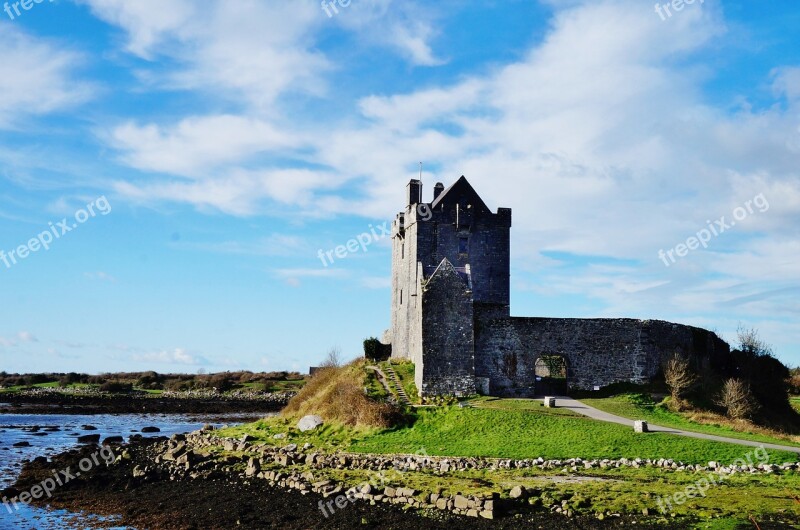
[407, 179, 422, 207]
[433, 182, 445, 201]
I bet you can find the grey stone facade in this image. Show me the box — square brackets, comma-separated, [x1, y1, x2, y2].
[384, 177, 730, 397]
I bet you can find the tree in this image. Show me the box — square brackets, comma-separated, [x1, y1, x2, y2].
[321, 346, 342, 368]
[716, 378, 759, 420]
[664, 353, 697, 404]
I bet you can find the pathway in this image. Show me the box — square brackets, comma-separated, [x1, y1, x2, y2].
[555, 396, 800, 455]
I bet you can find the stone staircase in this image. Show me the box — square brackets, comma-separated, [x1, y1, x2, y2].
[384, 364, 412, 406]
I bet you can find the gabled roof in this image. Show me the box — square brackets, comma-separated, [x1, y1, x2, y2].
[430, 175, 491, 214]
[424, 258, 472, 289]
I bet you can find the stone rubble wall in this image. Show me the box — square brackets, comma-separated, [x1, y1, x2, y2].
[125, 429, 796, 521]
[474, 317, 730, 397]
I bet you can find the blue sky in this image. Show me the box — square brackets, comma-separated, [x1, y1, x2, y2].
[1, 0, 799, 374]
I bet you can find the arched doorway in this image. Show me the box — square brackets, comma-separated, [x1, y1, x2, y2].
[534, 355, 568, 395]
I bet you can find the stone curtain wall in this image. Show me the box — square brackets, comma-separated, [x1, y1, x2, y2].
[474, 317, 729, 397]
[419, 260, 477, 397]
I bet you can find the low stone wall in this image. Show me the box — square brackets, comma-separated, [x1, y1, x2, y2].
[125, 429, 797, 521]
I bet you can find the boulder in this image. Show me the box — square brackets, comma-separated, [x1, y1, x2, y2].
[297, 415, 324, 432]
[509, 485, 526, 499]
[141, 426, 161, 433]
[78, 434, 101, 444]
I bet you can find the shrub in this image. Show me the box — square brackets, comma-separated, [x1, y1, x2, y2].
[363, 337, 391, 362]
[716, 378, 759, 420]
[664, 353, 698, 406]
[99, 381, 133, 393]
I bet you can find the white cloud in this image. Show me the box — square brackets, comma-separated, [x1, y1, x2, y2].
[84, 271, 117, 282]
[274, 267, 347, 287]
[17, 331, 37, 343]
[109, 115, 304, 176]
[133, 348, 205, 365]
[174, 235, 310, 257]
[80, 0, 327, 109]
[115, 168, 346, 216]
[0, 26, 92, 128]
[387, 22, 444, 66]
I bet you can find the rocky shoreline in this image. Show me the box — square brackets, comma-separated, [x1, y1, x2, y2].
[0, 391, 292, 415]
[10, 426, 800, 528]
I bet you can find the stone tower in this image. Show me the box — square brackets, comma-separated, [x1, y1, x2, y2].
[387, 176, 512, 396]
[384, 175, 730, 398]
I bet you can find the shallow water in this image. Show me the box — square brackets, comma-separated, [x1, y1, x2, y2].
[0, 411, 267, 529]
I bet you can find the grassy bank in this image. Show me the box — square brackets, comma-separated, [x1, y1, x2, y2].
[224, 403, 798, 464]
[219, 403, 800, 528]
[582, 394, 800, 448]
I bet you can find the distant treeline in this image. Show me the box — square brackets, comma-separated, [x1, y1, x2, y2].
[0, 370, 307, 393]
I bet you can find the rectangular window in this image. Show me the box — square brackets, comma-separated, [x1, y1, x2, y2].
[400, 289, 403, 305]
[401, 242, 405, 259]
[459, 237, 468, 254]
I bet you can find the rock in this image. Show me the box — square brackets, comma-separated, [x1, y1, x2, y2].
[13, 441, 30, 447]
[81, 425, 98, 431]
[510, 485, 526, 499]
[245, 458, 260, 477]
[201, 424, 215, 431]
[634, 420, 649, 433]
[297, 415, 324, 432]
[454, 495, 470, 509]
[273, 433, 287, 440]
[77, 434, 101, 444]
[103, 436, 124, 444]
[141, 426, 160, 433]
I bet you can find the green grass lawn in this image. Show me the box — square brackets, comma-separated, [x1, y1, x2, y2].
[224, 405, 798, 465]
[350, 406, 798, 464]
[219, 405, 800, 527]
[582, 394, 800, 448]
[0, 382, 97, 393]
[468, 396, 579, 416]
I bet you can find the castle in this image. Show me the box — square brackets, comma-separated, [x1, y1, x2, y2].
[383, 176, 730, 397]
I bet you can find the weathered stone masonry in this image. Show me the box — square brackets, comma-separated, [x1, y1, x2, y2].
[384, 176, 730, 397]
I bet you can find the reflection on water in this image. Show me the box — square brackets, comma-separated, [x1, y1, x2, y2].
[0, 411, 267, 529]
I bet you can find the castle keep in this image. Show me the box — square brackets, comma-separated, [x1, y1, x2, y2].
[384, 177, 729, 397]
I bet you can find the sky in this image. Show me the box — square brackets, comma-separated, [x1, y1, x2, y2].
[0, 0, 799, 375]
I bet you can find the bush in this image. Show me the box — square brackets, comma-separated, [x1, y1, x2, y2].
[363, 337, 391, 362]
[99, 381, 133, 393]
[716, 378, 759, 420]
[664, 353, 698, 407]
